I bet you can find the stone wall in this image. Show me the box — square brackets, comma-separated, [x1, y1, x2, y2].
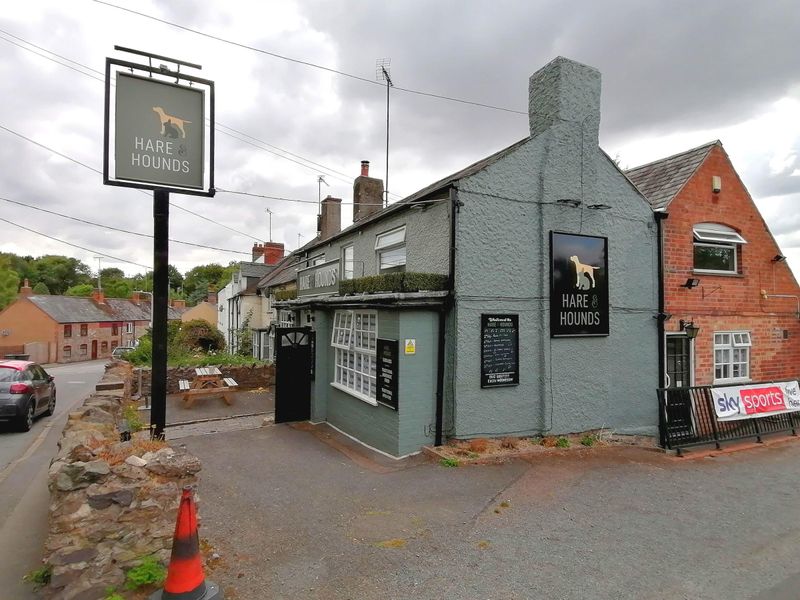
[133, 363, 275, 396]
[43, 362, 202, 599]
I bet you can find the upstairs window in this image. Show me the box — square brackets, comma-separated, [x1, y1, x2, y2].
[342, 245, 354, 280]
[64, 324, 72, 338]
[375, 226, 406, 273]
[125, 322, 134, 334]
[112, 323, 119, 336]
[693, 223, 747, 274]
[80, 324, 88, 336]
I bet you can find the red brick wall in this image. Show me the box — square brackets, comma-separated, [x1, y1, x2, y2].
[663, 145, 800, 384]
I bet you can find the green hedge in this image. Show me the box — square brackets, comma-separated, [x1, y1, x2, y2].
[339, 272, 449, 295]
[274, 289, 297, 301]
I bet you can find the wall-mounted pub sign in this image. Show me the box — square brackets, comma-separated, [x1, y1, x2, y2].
[297, 260, 339, 297]
[550, 231, 609, 337]
[376, 338, 399, 410]
[481, 314, 519, 388]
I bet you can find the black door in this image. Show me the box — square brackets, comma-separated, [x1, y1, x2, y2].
[666, 335, 691, 389]
[274, 327, 313, 423]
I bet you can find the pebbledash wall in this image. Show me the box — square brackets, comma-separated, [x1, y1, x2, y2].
[449, 58, 659, 438]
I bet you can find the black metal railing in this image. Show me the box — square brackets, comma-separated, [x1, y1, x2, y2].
[657, 384, 798, 454]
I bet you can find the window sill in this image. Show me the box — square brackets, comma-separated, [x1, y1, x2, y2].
[693, 270, 743, 278]
[330, 381, 378, 406]
[713, 377, 752, 386]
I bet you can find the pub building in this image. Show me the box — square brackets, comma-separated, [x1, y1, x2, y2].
[274, 57, 659, 458]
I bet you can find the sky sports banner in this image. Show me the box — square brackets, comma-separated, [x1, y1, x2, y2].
[712, 381, 800, 421]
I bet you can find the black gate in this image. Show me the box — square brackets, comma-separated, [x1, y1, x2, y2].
[274, 327, 314, 424]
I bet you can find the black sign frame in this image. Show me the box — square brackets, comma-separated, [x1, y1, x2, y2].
[550, 231, 609, 337]
[480, 314, 520, 388]
[376, 338, 399, 410]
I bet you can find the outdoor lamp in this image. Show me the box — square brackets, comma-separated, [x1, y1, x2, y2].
[679, 319, 700, 340]
[681, 278, 701, 289]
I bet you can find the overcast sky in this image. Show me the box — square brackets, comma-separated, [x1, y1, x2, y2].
[1, 0, 799, 282]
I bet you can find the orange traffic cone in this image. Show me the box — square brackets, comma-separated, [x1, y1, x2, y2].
[150, 486, 223, 600]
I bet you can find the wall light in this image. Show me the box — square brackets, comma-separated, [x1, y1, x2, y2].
[679, 319, 700, 340]
[681, 278, 701, 289]
[773, 254, 787, 262]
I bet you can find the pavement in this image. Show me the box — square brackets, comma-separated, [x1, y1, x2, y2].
[182, 426, 800, 600]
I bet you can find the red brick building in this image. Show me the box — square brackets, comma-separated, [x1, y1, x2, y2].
[628, 141, 800, 388]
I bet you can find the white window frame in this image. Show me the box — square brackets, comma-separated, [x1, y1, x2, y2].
[310, 254, 326, 266]
[693, 223, 746, 275]
[125, 322, 134, 334]
[375, 225, 406, 273]
[713, 330, 751, 383]
[330, 310, 377, 404]
[278, 310, 294, 328]
[341, 245, 354, 280]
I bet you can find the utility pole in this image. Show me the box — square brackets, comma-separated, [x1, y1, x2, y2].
[297, 232, 304, 250]
[317, 175, 329, 222]
[93, 256, 103, 290]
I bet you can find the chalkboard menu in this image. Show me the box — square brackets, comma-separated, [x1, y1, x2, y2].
[481, 314, 519, 388]
[376, 338, 399, 410]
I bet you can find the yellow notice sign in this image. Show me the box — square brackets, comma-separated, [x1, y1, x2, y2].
[404, 339, 416, 355]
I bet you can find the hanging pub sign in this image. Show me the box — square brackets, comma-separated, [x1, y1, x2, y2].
[550, 231, 609, 337]
[104, 48, 215, 196]
[480, 314, 519, 388]
[376, 338, 399, 410]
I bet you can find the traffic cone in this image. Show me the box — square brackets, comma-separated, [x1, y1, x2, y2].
[150, 486, 223, 600]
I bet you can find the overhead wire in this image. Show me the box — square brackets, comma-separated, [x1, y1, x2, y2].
[92, 0, 527, 116]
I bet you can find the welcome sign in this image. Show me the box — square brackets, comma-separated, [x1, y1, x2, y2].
[550, 231, 609, 337]
[114, 73, 205, 189]
[711, 381, 800, 421]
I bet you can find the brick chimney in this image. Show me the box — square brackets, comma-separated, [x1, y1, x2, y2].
[353, 160, 384, 222]
[91, 288, 105, 304]
[131, 291, 141, 305]
[19, 279, 33, 297]
[263, 242, 284, 266]
[171, 299, 186, 309]
[319, 195, 342, 240]
[252, 243, 265, 262]
[207, 286, 218, 305]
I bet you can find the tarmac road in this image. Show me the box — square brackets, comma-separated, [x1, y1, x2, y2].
[0, 359, 105, 599]
[184, 425, 800, 600]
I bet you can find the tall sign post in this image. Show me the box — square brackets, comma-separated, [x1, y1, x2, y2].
[103, 47, 215, 438]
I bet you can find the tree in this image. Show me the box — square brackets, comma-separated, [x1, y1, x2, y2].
[33, 256, 92, 295]
[65, 283, 94, 297]
[100, 267, 126, 282]
[183, 264, 227, 304]
[103, 279, 132, 298]
[32, 282, 50, 294]
[0, 258, 19, 310]
[168, 265, 184, 292]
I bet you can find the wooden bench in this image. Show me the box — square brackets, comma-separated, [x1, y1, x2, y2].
[223, 377, 238, 388]
[178, 379, 191, 392]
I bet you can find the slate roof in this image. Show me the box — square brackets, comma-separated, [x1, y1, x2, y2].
[258, 254, 301, 289]
[240, 262, 273, 279]
[625, 141, 719, 211]
[28, 295, 185, 323]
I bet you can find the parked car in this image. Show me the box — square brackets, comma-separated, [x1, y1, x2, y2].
[0, 360, 56, 431]
[111, 346, 135, 359]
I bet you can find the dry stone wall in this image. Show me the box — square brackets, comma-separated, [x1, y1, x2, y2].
[133, 363, 274, 396]
[43, 362, 202, 599]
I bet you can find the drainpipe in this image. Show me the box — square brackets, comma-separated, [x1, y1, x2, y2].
[435, 186, 459, 446]
[655, 211, 668, 389]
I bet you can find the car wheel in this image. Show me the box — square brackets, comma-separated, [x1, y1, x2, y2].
[45, 391, 56, 417]
[17, 400, 35, 432]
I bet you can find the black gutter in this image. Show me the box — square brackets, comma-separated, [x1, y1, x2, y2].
[435, 186, 459, 446]
[655, 211, 668, 389]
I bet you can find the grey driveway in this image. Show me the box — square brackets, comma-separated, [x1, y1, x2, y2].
[183, 425, 800, 600]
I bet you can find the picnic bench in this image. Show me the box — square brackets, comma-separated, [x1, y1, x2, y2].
[178, 367, 238, 408]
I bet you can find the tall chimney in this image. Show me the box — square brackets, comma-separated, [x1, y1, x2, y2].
[353, 160, 384, 222]
[263, 242, 285, 266]
[207, 286, 218, 305]
[252, 243, 265, 262]
[131, 291, 141, 305]
[91, 288, 105, 305]
[19, 278, 33, 297]
[320, 196, 342, 240]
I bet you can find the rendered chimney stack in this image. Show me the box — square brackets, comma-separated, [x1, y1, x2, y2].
[353, 160, 384, 222]
[20, 278, 33, 297]
[320, 196, 342, 240]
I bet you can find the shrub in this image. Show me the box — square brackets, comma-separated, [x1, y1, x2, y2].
[175, 319, 226, 353]
[125, 556, 166, 590]
[580, 434, 598, 447]
[555, 437, 570, 448]
[339, 272, 448, 295]
[274, 289, 297, 301]
[121, 402, 144, 433]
